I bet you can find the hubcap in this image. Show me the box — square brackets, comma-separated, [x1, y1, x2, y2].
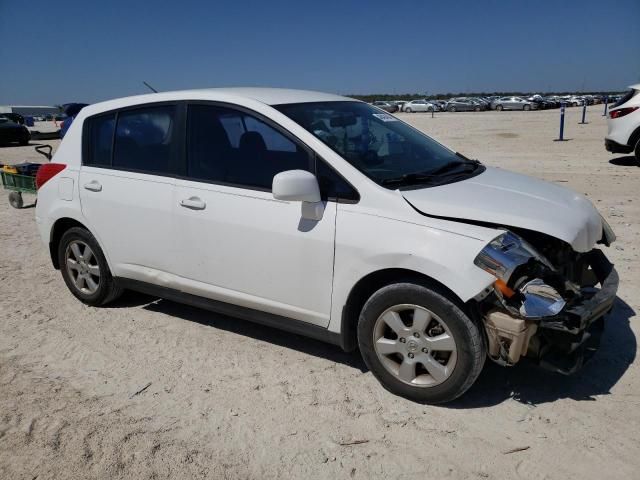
[373, 304, 457, 387]
[65, 240, 100, 295]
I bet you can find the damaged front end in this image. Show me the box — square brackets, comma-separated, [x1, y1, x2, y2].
[473, 226, 619, 374]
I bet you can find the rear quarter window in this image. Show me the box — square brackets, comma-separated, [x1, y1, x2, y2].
[85, 113, 115, 167]
[613, 89, 638, 108]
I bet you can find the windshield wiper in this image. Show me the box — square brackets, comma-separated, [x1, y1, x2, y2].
[380, 172, 439, 187]
[423, 158, 480, 177]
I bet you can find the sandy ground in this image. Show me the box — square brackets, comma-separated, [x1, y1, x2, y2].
[1, 107, 638, 479]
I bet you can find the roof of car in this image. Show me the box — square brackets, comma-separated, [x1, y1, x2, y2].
[83, 88, 354, 117]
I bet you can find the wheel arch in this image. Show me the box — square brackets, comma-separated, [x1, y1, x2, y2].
[49, 217, 91, 269]
[628, 125, 640, 149]
[338, 268, 469, 352]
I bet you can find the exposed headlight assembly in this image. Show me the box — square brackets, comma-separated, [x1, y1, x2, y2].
[474, 231, 565, 318]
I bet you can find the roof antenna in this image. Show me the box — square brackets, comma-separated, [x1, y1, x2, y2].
[143, 81, 158, 93]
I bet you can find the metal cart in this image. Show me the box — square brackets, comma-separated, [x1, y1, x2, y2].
[0, 145, 52, 209]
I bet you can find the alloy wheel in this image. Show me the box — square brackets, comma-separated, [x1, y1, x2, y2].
[372, 304, 457, 387]
[65, 240, 101, 295]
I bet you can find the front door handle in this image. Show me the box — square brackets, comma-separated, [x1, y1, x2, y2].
[180, 197, 206, 210]
[84, 181, 102, 192]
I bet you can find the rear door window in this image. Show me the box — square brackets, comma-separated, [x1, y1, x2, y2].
[112, 105, 177, 175]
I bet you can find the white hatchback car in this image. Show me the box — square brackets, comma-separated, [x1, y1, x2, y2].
[605, 84, 640, 163]
[35, 88, 619, 403]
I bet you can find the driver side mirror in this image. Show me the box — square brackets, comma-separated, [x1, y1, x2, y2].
[272, 170, 324, 220]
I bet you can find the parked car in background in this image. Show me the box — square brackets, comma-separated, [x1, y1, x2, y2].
[402, 100, 435, 113]
[605, 84, 640, 163]
[446, 98, 483, 112]
[0, 117, 30, 145]
[372, 101, 399, 113]
[429, 100, 447, 111]
[0, 112, 25, 125]
[35, 87, 619, 404]
[491, 97, 534, 111]
[470, 97, 490, 110]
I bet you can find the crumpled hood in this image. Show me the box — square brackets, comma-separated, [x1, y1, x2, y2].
[402, 167, 604, 252]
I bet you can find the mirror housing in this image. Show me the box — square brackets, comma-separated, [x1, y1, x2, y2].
[272, 170, 321, 203]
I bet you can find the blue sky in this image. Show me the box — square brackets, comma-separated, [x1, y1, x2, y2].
[1, 0, 638, 104]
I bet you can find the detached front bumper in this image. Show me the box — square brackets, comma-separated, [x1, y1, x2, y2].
[535, 250, 618, 374]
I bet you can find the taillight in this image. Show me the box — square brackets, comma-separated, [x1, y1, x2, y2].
[35, 163, 66, 189]
[610, 106, 639, 119]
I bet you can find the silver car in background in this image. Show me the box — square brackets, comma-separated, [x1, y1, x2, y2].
[402, 99, 435, 113]
[491, 96, 535, 111]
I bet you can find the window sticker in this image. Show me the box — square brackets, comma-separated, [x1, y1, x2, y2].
[372, 113, 398, 122]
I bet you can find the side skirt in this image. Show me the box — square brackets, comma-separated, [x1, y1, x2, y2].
[115, 277, 345, 349]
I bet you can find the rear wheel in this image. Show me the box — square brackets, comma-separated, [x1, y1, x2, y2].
[634, 138, 640, 166]
[474, 106, 481, 112]
[496, 105, 503, 111]
[448, 106, 456, 112]
[405, 107, 413, 113]
[524, 104, 531, 111]
[358, 282, 485, 404]
[58, 227, 122, 306]
[8, 192, 23, 209]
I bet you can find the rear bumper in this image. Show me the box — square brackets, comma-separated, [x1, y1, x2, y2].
[536, 250, 618, 374]
[605, 138, 633, 154]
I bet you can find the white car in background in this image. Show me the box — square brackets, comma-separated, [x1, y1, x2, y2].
[35, 88, 618, 403]
[402, 99, 435, 112]
[605, 84, 640, 163]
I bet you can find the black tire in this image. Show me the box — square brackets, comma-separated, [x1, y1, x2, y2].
[58, 227, 123, 306]
[19, 137, 29, 146]
[357, 282, 485, 404]
[496, 105, 503, 111]
[523, 104, 530, 111]
[448, 106, 456, 112]
[8, 192, 23, 209]
[474, 106, 481, 112]
[634, 138, 640, 166]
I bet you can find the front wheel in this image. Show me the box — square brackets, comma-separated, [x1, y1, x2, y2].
[474, 106, 481, 112]
[405, 107, 412, 113]
[523, 104, 531, 111]
[58, 227, 123, 306]
[634, 138, 640, 166]
[496, 105, 503, 111]
[448, 106, 456, 112]
[358, 282, 485, 404]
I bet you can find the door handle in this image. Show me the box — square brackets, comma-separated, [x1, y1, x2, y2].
[84, 181, 102, 192]
[180, 197, 206, 210]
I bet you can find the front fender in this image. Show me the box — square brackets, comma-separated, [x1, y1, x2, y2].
[328, 209, 497, 333]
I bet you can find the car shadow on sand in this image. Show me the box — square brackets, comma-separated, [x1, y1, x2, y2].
[609, 155, 639, 167]
[111, 291, 635, 406]
[113, 290, 368, 372]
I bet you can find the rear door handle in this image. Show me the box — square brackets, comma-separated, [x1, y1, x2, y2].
[180, 197, 206, 210]
[84, 181, 102, 192]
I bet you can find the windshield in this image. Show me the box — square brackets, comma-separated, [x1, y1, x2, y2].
[274, 101, 482, 188]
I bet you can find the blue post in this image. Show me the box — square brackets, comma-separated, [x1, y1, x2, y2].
[580, 102, 587, 124]
[603, 96, 609, 116]
[556, 104, 566, 141]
